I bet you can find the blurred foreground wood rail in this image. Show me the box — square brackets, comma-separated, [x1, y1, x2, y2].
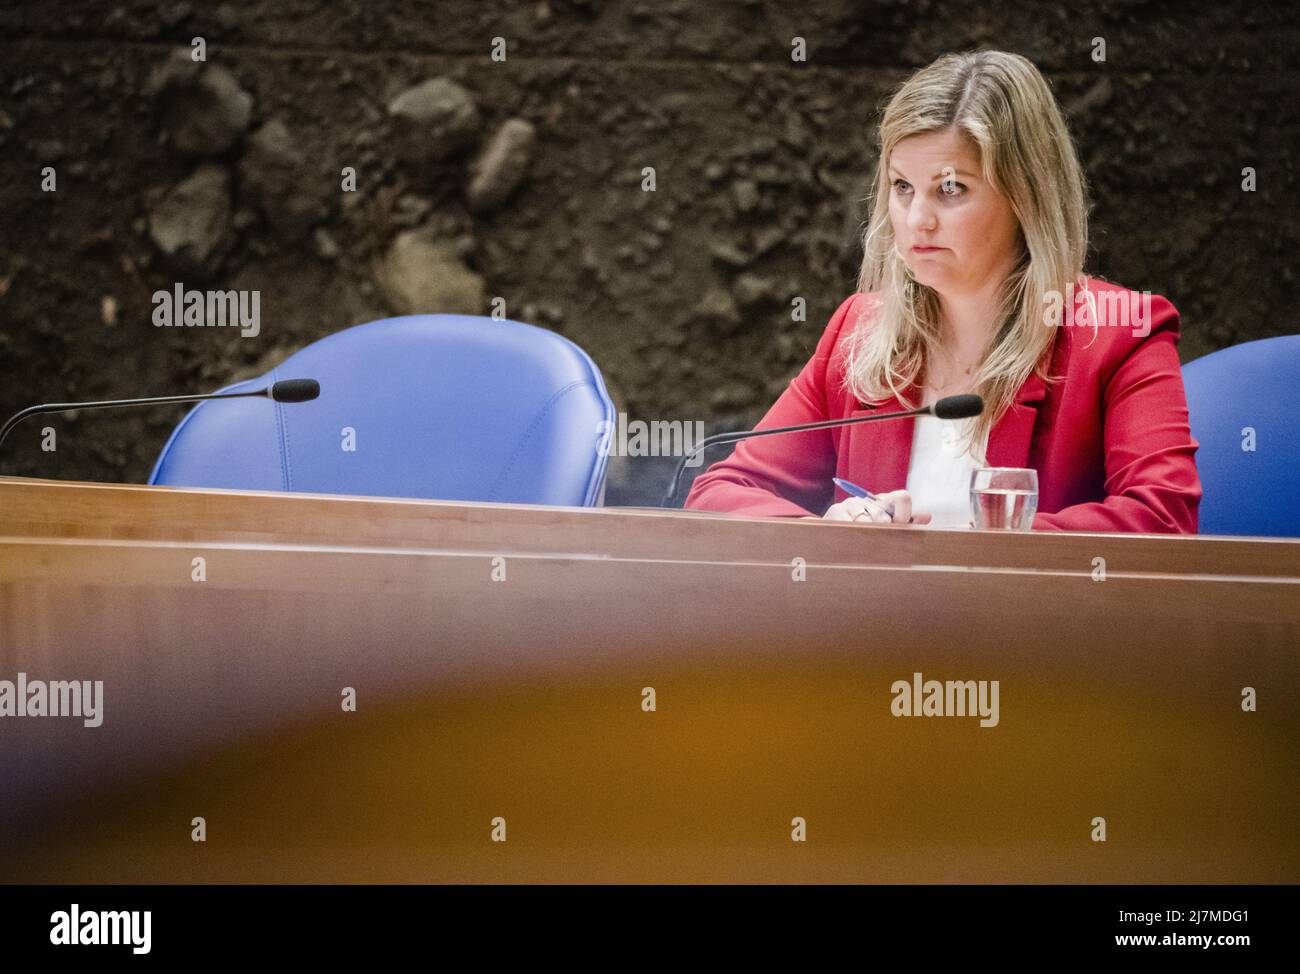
[1, 476, 1297, 883]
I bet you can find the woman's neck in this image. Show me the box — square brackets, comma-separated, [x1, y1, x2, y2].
[937, 285, 1002, 361]
[919, 285, 1004, 406]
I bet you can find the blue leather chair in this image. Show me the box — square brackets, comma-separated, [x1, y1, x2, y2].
[150, 314, 615, 506]
[1182, 334, 1300, 537]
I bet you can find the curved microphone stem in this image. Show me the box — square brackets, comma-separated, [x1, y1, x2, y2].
[0, 386, 281, 453]
[661, 404, 937, 509]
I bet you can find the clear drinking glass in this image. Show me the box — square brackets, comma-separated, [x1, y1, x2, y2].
[969, 467, 1038, 530]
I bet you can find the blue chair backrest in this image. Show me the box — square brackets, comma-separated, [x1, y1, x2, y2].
[150, 314, 615, 506]
[1182, 334, 1300, 537]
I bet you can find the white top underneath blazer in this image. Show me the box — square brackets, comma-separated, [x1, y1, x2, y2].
[904, 412, 989, 529]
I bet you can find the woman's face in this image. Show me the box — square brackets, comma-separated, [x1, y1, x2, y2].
[887, 128, 1023, 299]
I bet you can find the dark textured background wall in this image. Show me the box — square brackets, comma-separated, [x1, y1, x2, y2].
[1, 1, 1296, 505]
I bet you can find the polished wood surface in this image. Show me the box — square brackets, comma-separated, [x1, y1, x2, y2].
[2, 476, 1297, 882]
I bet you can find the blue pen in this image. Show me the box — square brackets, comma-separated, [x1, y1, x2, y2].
[833, 477, 909, 522]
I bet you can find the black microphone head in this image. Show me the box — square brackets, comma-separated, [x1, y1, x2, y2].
[270, 379, 320, 403]
[932, 394, 983, 420]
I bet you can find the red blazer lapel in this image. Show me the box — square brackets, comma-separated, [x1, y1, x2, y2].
[842, 379, 922, 493]
[984, 368, 1048, 469]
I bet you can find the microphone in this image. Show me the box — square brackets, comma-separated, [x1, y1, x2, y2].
[930, 393, 981, 420]
[662, 393, 984, 508]
[267, 378, 321, 403]
[0, 379, 321, 454]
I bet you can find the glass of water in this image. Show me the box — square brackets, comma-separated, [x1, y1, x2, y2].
[969, 467, 1038, 530]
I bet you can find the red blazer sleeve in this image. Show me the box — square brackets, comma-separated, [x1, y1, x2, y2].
[1032, 295, 1202, 533]
[682, 295, 857, 518]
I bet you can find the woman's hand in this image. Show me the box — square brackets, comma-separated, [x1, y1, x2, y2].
[822, 489, 932, 525]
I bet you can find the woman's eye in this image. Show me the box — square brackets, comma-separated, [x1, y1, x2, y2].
[892, 179, 911, 194]
[940, 181, 966, 198]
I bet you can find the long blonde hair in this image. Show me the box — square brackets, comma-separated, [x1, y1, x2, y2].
[843, 50, 1096, 453]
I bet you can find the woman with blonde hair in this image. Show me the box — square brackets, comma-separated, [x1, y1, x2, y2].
[685, 50, 1201, 532]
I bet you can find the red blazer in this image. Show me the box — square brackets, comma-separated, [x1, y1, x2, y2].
[684, 278, 1202, 533]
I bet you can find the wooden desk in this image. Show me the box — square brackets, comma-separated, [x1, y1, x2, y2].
[2, 476, 1297, 882]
